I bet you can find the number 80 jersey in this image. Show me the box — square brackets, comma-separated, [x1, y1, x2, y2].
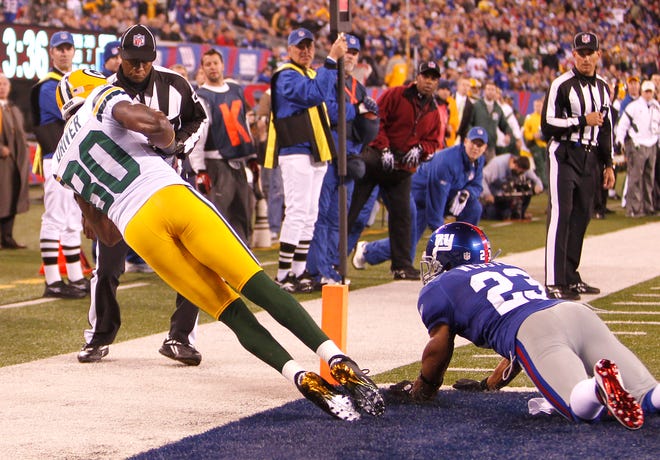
[53, 84, 188, 234]
[417, 261, 562, 357]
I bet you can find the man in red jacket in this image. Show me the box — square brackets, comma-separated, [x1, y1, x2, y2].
[348, 61, 441, 280]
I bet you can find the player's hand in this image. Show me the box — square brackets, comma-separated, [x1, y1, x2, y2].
[384, 380, 415, 403]
[602, 166, 615, 189]
[195, 171, 211, 195]
[411, 376, 439, 402]
[453, 378, 489, 392]
[381, 147, 394, 172]
[449, 190, 470, 216]
[402, 145, 422, 168]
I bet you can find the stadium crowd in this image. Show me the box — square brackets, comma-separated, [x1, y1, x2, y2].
[3, 0, 659, 90]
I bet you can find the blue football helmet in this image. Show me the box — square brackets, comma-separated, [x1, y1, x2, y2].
[421, 222, 492, 284]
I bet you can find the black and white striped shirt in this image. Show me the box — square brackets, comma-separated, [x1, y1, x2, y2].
[109, 65, 206, 156]
[541, 68, 613, 167]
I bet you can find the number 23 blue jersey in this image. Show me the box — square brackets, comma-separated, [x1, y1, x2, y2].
[417, 262, 562, 357]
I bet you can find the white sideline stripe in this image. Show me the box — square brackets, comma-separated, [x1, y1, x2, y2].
[603, 320, 660, 325]
[598, 310, 660, 315]
[448, 367, 497, 372]
[613, 331, 647, 335]
[633, 293, 660, 297]
[612, 301, 660, 306]
[472, 354, 502, 358]
[0, 282, 150, 310]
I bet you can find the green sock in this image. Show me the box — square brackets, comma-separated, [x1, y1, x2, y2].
[218, 297, 292, 372]
[241, 271, 329, 351]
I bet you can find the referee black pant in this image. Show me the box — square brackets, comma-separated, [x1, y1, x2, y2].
[545, 141, 598, 287]
[85, 239, 200, 346]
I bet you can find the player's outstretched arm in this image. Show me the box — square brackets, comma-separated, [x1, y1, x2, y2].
[112, 101, 175, 150]
[411, 323, 455, 401]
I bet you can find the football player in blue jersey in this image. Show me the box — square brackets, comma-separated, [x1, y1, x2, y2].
[392, 222, 658, 430]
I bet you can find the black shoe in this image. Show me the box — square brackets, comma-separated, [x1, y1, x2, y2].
[393, 267, 420, 280]
[296, 271, 315, 293]
[43, 280, 87, 299]
[159, 338, 202, 366]
[69, 277, 91, 293]
[545, 285, 580, 301]
[569, 281, 600, 295]
[295, 371, 360, 421]
[275, 272, 298, 293]
[329, 355, 385, 417]
[77, 344, 109, 363]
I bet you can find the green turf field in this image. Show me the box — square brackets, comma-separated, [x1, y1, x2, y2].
[1, 182, 657, 386]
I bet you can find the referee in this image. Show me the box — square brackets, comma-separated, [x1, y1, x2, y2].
[77, 24, 208, 363]
[541, 31, 615, 300]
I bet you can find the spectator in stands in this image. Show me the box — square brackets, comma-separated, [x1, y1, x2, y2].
[619, 76, 641, 113]
[454, 77, 474, 144]
[522, 97, 548, 188]
[469, 80, 514, 162]
[101, 40, 121, 77]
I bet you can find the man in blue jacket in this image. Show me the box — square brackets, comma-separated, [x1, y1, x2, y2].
[352, 127, 487, 270]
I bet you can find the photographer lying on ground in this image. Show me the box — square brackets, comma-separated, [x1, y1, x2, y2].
[480, 154, 543, 220]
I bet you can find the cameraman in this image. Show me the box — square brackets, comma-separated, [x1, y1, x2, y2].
[481, 154, 543, 220]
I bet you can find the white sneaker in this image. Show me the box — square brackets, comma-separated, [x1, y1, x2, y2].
[125, 261, 154, 273]
[352, 241, 367, 270]
[320, 277, 351, 286]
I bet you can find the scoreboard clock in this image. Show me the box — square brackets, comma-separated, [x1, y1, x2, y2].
[0, 25, 118, 80]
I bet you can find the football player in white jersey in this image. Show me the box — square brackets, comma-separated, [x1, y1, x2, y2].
[53, 69, 385, 421]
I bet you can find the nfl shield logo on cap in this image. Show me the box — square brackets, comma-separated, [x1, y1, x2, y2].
[133, 34, 145, 48]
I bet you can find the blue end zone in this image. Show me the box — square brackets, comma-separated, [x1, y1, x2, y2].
[130, 391, 659, 459]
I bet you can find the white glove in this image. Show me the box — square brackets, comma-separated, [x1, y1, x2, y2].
[402, 145, 422, 168]
[449, 190, 470, 216]
[381, 148, 394, 172]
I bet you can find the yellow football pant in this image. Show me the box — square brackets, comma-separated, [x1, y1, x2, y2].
[124, 185, 262, 319]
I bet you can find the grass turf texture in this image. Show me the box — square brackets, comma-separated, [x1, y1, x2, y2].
[0, 180, 657, 377]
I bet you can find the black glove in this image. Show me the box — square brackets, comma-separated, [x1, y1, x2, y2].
[452, 378, 489, 392]
[402, 145, 422, 168]
[381, 147, 394, 172]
